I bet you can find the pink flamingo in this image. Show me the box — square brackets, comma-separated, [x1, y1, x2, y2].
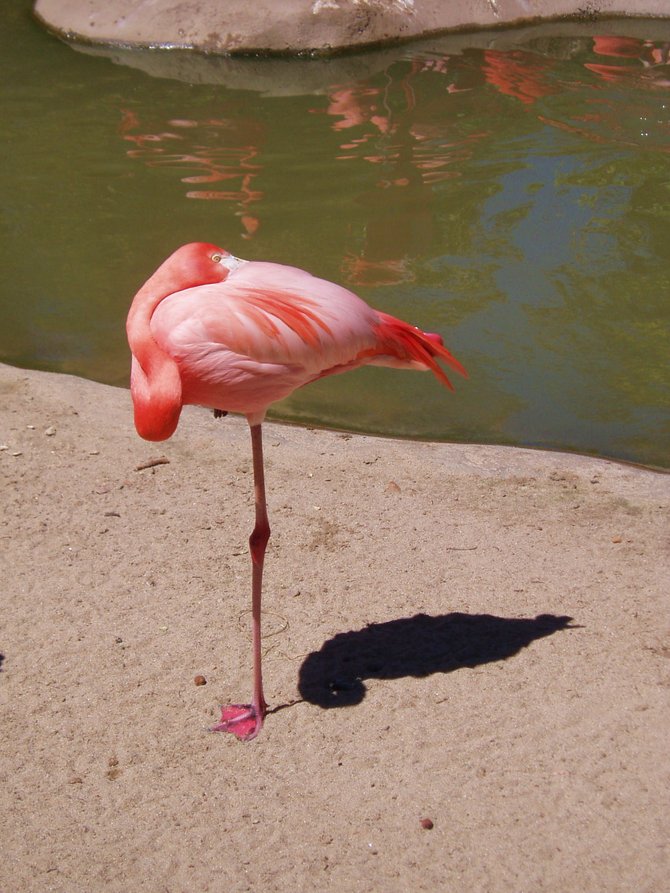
[126, 242, 466, 740]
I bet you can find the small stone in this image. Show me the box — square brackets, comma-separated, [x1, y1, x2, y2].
[45, 426, 56, 436]
[420, 818, 434, 830]
[611, 536, 623, 543]
[194, 675, 207, 686]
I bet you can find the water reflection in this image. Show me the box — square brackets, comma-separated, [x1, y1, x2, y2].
[318, 62, 486, 286]
[2, 6, 669, 467]
[119, 108, 264, 238]
[586, 35, 670, 84]
[478, 48, 559, 104]
[537, 36, 670, 149]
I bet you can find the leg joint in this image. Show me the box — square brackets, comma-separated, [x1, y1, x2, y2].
[249, 521, 271, 565]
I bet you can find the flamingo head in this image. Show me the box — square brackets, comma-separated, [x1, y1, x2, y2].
[164, 242, 246, 289]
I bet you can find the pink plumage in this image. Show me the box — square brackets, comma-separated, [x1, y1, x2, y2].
[126, 242, 466, 740]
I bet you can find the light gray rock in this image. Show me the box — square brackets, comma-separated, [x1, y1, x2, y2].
[33, 0, 670, 55]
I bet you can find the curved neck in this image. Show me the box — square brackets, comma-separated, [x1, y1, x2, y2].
[127, 261, 180, 365]
[126, 262, 184, 442]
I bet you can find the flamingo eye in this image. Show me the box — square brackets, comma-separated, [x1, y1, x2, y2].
[211, 253, 223, 263]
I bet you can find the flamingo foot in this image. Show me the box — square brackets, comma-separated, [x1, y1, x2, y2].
[211, 704, 265, 741]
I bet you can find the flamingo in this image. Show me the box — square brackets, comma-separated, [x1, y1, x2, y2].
[126, 242, 466, 741]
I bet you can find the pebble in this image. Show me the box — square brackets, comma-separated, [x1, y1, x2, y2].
[45, 426, 56, 436]
[420, 818, 434, 830]
[194, 675, 207, 686]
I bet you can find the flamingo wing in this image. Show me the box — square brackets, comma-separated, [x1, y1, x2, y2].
[150, 262, 382, 419]
[150, 259, 465, 421]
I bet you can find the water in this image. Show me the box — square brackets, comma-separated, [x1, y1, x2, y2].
[2, 3, 669, 467]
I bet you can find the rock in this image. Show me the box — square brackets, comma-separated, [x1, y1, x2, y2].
[33, 1, 670, 56]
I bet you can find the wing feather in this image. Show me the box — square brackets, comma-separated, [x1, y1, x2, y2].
[151, 261, 378, 372]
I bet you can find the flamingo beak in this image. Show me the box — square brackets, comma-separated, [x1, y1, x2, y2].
[218, 253, 247, 275]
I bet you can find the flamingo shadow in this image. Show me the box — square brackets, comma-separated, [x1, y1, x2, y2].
[297, 612, 575, 708]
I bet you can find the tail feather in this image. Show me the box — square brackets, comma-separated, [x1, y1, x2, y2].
[374, 312, 467, 391]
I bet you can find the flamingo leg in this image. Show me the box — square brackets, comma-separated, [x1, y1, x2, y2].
[211, 423, 270, 741]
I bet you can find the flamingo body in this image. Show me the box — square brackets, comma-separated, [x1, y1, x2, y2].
[126, 242, 466, 740]
[150, 260, 380, 424]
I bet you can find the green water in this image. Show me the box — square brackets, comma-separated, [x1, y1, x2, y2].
[2, 3, 669, 467]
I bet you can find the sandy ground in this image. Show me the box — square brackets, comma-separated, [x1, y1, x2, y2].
[0, 361, 668, 892]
